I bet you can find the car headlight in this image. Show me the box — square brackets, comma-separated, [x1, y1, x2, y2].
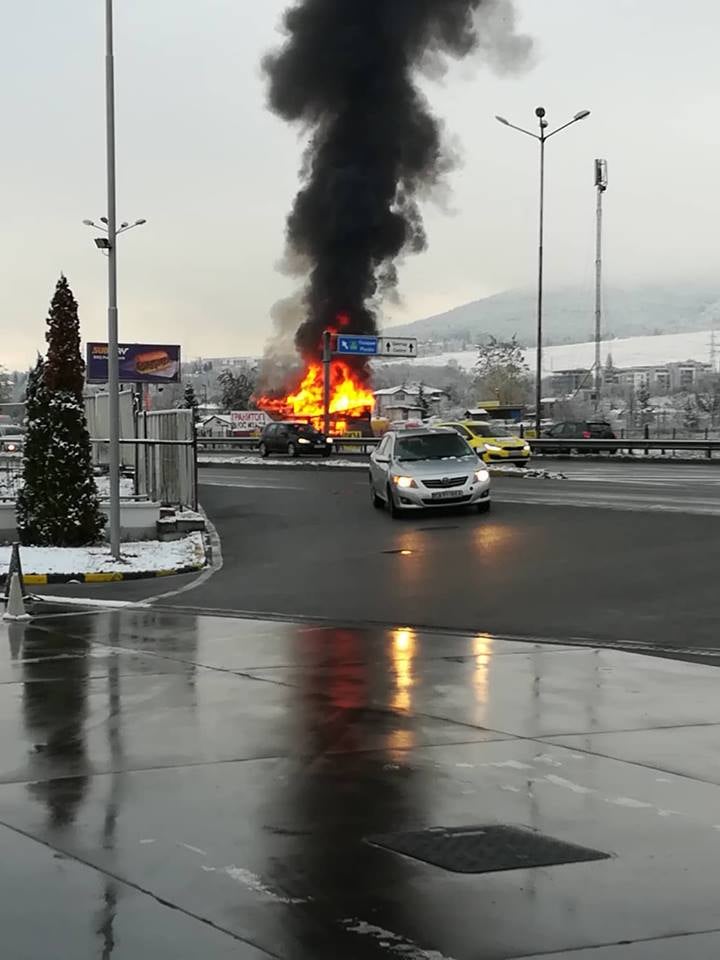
[6, 443, 17, 453]
[326, 437, 334, 443]
[393, 476, 417, 489]
[484, 443, 503, 452]
[297, 438, 311, 445]
[522, 444, 531, 453]
[475, 468, 490, 483]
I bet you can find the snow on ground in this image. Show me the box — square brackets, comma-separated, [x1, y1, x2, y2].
[199, 456, 368, 469]
[1, 471, 135, 502]
[383, 328, 717, 373]
[0, 532, 206, 576]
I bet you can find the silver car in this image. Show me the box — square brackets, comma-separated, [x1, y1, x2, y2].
[369, 427, 491, 518]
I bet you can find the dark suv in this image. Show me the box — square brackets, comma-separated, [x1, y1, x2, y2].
[259, 421, 333, 458]
[541, 420, 616, 452]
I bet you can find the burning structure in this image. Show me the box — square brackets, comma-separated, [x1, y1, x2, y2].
[256, 1, 532, 433]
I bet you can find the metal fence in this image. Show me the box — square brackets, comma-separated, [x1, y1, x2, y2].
[0, 455, 22, 501]
[135, 409, 197, 507]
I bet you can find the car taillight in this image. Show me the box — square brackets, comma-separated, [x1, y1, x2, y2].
[583, 431, 591, 439]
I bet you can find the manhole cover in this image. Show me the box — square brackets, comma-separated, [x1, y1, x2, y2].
[368, 825, 609, 874]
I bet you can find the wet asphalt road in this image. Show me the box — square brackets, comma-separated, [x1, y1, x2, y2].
[8, 462, 720, 956]
[38, 463, 720, 661]
[4, 609, 720, 957]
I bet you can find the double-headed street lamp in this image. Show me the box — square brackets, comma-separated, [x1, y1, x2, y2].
[496, 107, 591, 437]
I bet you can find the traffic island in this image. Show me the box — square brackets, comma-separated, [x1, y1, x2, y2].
[0, 532, 207, 587]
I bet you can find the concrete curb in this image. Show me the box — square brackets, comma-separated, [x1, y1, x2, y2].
[0, 562, 207, 587]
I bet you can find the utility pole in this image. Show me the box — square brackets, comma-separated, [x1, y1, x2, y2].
[322, 331, 332, 436]
[594, 159, 608, 412]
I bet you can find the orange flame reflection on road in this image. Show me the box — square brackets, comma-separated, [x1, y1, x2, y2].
[391, 627, 417, 714]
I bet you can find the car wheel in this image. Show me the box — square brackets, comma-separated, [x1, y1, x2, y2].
[287, 442, 297, 458]
[477, 500, 491, 514]
[259, 442, 269, 459]
[387, 483, 403, 519]
[370, 480, 383, 509]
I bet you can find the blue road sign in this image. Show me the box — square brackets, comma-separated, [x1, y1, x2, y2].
[335, 335, 379, 356]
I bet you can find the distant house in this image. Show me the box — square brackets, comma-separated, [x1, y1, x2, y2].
[615, 360, 712, 392]
[374, 384, 445, 421]
[197, 414, 233, 438]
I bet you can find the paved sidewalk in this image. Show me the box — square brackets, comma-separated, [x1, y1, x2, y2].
[2, 608, 720, 958]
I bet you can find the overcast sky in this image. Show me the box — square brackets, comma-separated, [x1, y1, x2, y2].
[2, 0, 720, 369]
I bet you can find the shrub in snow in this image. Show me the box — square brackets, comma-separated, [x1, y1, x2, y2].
[17, 277, 105, 547]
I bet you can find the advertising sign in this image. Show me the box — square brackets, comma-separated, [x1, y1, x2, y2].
[230, 411, 272, 435]
[86, 343, 182, 384]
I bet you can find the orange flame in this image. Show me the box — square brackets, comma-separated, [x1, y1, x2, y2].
[257, 360, 375, 434]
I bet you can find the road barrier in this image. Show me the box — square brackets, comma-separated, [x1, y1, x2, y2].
[528, 438, 720, 458]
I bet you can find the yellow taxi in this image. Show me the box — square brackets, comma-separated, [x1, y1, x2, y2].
[436, 421, 532, 466]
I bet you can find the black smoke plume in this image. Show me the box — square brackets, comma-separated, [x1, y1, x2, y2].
[264, 0, 531, 370]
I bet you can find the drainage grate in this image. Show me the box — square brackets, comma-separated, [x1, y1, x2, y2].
[368, 825, 610, 874]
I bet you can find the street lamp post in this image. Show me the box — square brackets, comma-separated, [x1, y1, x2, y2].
[495, 107, 591, 437]
[84, 0, 145, 559]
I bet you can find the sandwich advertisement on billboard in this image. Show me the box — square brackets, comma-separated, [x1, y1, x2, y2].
[86, 343, 182, 384]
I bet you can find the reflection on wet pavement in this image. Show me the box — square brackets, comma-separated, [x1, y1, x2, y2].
[2, 609, 720, 958]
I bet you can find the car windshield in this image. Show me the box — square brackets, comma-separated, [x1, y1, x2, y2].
[468, 423, 495, 438]
[396, 433, 472, 461]
[291, 424, 319, 436]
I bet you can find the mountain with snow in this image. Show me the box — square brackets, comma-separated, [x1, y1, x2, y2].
[389, 284, 720, 347]
[397, 328, 719, 374]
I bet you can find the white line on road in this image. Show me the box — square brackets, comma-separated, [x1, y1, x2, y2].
[200, 479, 304, 491]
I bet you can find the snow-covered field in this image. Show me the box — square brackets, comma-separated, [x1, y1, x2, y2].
[0, 532, 205, 577]
[386, 328, 717, 373]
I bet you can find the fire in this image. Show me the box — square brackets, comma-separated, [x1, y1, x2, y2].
[257, 359, 375, 434]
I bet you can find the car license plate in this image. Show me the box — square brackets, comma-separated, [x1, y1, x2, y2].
[431, 490, 462, 500]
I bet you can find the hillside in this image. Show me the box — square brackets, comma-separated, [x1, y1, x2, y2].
[386, 328, 718, 374]
[389, 285, 720, 347]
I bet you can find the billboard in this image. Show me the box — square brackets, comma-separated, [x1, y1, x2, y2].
[86, 343, 182, 384]
[230, 411, 272, 435]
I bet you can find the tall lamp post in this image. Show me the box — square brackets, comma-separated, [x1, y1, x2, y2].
[495, 107, 591, 436]
[83, 0, 145, 559]
[594, 159, 608, 410]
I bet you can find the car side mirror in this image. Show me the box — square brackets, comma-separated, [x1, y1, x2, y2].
[375, 455, 389, 464]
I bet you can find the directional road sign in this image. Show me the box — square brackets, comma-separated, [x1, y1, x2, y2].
[335, 335, 379, 356]
[378, 337, 418, 358]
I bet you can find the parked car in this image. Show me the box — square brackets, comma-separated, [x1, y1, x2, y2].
[0, 425, 24, 454]
[541, 420, 616, 452]
[369, 427, 491, 518]
[258, 421, 334, 458]
[436, 420, 532, 466]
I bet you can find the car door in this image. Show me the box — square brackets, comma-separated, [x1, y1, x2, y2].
[263, 424, 276, 452]
[278, 425, 292, 453]
[371, 435, 392, 492]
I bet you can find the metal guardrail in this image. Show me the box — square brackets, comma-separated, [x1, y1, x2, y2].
[198, 436, 381, 455]
[529, 438, 720, 455]
[198, 435, 720, 459]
